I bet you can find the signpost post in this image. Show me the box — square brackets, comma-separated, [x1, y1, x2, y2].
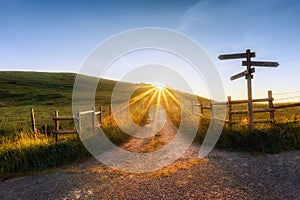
[218, 49, 279, 131]
[245, 50, 253, 129]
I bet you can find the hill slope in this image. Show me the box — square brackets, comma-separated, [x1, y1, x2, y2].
[0, 71, 137, 133]
[0, 71, 117, 107]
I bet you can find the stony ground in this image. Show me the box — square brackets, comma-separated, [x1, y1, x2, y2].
[0, 144, 299, 200]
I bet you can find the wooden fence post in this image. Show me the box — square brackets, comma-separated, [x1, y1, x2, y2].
[108, 104, 112, 117]
[43, 124, 47, 135]
[227, 96, 232, 129]
[210, 100, 214, 118]
[77, 110, 81, 134]
[99, 106, 102, 125]
[54, 110, 59, 142]
[30, 108, 37, 134]
[199, 100, 204, 115]
[268, 90, 275, 122]
[190, 99, 194, 115]
[92, 107, 95, 133]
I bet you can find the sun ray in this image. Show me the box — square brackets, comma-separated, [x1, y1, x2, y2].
[128, 87, 157, 106]
[157, 89, 162, 104]
[146, 89, 160, 107]
[161, 90, 170, 108]
[108, 86, 157, 115]
[164, 89, 180, 106]
[106, 84, 194, 126]
[118, 87, 156, 107]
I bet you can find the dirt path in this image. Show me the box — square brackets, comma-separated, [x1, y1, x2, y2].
[121, 106, 178, 153]
[1, 112, 299, 199]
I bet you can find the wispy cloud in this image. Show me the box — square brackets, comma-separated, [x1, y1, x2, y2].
[177, 0, 214, 31]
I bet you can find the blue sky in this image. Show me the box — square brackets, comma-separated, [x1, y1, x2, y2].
[0, 0, 300, 100]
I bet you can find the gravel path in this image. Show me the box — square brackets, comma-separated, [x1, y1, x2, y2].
[0, 145, 299, 200]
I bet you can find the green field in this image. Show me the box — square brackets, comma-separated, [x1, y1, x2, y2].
[0, 71, 299, 178]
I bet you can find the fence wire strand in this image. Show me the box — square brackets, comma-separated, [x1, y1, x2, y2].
[273, 90, 300, 95]
[272, 91, 300, 103]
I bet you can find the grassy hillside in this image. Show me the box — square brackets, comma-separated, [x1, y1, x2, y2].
[0, 71, 120, 107]
[0, 71, 74, 107]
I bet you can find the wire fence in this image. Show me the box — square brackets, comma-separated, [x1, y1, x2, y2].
[273, 91, 300, 103]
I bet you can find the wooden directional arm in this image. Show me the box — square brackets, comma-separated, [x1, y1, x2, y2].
[218, 52, 255, 60]
[242, 61, 279, 67]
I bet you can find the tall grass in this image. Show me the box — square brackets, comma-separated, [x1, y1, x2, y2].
[0, 132, 90, 179]
[101, 116, 131, 145]
[194, 119, 300, 153]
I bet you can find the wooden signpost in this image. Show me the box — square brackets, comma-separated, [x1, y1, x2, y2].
[219, 49, 279, 130]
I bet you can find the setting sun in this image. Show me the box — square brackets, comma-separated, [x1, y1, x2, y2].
[149, 82, 166, 90]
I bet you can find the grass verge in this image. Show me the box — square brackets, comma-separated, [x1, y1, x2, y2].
[220, 122, 300, 153]
[0, 132, 90, 179]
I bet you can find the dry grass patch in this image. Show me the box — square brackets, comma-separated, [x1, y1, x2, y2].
[147, 157, 208, 178]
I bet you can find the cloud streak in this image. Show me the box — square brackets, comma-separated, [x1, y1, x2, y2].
[177, 0, 214, 31]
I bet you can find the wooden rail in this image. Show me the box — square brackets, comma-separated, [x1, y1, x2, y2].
[230, 108, 275, 115]
[53, 107, 102, 142]
[274, 102, 300, 109]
